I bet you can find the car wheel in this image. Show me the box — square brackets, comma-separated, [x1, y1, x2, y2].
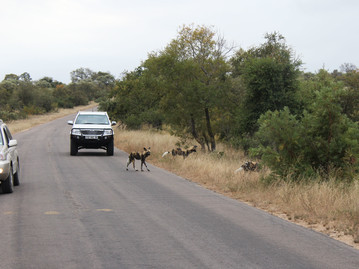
[13, 159, 20, 186]
[70, 140, 78, 156]
[2, 165, 14, 193]
[107, 140, 114, 156]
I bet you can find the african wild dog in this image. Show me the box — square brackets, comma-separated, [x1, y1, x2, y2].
[234, 161, 258, 173]
[162, 145, 197, 159]
[184, 145, 197, 158]
[126, 147, 151, 171]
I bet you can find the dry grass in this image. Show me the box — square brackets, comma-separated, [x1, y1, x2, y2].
[115, 128, 359, 249]
[7, 102, 97, 134]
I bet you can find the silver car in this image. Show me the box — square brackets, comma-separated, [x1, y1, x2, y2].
[67, 111, 116, 156]
[0, 120, 20, 193]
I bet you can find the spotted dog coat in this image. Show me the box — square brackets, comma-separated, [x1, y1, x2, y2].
[235, 161, 258, 173]
[183, 146, 197, 158]
[162, 145, 197, 159]
[126, 147, 151, 171]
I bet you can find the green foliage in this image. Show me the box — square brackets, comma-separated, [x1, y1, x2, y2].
[230, 32, 301, 137]
[143, 24, 233, 151]
[252, 80, 359, 181]
[0, 68, 115, 121]
[251, 108, 309, 179]
[70, 68, 94, 83]
[99, 68, 164, 129]
[100, 24, 233, 151]
[335, 67, 359, 121]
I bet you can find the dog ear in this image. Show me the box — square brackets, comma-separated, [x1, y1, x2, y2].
[144, 147, 147, 151]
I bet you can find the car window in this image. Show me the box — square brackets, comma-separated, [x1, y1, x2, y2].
[75, 115, 109, 125]
[2, 128, 9, 145]
[0, 129, 3, 145]
[4, 126, 13, 140]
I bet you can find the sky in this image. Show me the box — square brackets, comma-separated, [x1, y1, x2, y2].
[0, 0, 358, 83]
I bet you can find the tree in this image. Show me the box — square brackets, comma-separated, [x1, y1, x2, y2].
[19, 72, 32, 82]
[53, 84, 74, 108]
[70, 68, 94, 83]
[230, 32, 301, 139]
[100, 67, 163, 129]
[92, 71, 116, 88]
[143, 24, 233, 151]
[336, 67, 359, 122]
[340, 63, 357, 73]
[35, 77, 54, 88]
[3, 74, 19, 82]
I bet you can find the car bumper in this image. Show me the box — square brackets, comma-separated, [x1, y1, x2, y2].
[0, 160, 10, 181]
[71, 135, 113, 149]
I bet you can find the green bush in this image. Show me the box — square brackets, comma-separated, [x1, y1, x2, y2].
[251, 82, 359, 181]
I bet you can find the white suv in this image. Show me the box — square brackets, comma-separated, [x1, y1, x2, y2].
[0, 120, 20, 193]
[68, 111, 116, 156]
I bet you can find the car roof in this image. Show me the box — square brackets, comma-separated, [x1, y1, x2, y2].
[77, 111, 107, 115]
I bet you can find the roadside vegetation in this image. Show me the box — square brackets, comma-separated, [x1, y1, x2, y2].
[0, 68, 114, 121]
[100, 25, 359, 185]
[3, 23, 359, 248]
[115, 128, 359, 249]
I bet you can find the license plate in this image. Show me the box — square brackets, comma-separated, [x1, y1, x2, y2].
[85, 136, 97, 139]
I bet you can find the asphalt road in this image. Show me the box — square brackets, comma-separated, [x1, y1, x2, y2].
[1, 114, 359, 269]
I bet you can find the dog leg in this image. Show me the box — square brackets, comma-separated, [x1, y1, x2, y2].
[133, 160, 138, 171]
[141, 160, 150, 172]
[126, 157, 131, 171]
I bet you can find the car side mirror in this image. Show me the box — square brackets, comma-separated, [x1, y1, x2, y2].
[111, 121, 116, 126]
[9, 139, 17, 147]
[67, 120, 74, 125]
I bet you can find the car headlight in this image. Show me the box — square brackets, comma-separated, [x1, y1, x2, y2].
[71, 129, 82, 136]
[103, 129, 113, 136]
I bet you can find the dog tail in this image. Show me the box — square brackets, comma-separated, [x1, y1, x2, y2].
[234, 167, 244, 173]
[162, 151, 170, 158]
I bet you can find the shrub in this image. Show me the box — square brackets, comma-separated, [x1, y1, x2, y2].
[252, 84, 359, 181]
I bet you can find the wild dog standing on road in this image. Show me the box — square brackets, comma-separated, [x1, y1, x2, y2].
[162, 145, 197, 159]
[126, 147, 151, 171]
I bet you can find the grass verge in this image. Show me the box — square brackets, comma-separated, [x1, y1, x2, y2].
[115, 128, 359, 249]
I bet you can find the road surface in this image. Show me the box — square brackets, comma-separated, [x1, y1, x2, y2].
[1, 113, 359, 269]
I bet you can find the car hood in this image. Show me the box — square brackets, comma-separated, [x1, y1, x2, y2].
[72, 124, 111, 129]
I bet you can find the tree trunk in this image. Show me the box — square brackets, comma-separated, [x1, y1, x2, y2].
[202, 132, 210, 152]
[204, 107, 216, 151]
[190, 114, 205, 151]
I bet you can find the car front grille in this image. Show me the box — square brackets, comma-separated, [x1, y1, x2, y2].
[81, 129, 103, 135]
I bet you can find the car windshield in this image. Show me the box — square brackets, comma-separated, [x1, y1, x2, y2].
[0, 131, 3, 145]
[75, 115, 109, 125]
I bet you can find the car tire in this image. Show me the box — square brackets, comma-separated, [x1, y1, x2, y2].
[107, 140, 114, 156]
[70, 140, 78, 156]
[13, 159, 20, 186]
[2, 165, 14, 193]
